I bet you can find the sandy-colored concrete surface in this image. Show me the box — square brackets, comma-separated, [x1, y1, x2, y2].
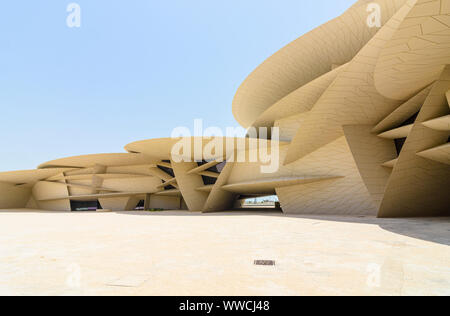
[0, 209, 449, 296]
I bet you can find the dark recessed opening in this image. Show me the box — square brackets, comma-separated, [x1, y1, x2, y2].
[393, 113, 419, 156]
[394, 138, 407, 155]
[164, 185, 176, 191]
[215, 161, 227, 173]
[197, 160, 226, 173]
[400, 112, 419, 127]
[157, 165, 174, 178]
[134, 200, 145, 210]
[70, 200, 101, 212]
[202, 176, 217, 186]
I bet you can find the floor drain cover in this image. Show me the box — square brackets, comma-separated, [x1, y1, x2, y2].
[254, 260, 276, 266]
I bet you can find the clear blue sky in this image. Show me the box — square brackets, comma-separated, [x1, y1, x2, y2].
[0, 0, 355, 171]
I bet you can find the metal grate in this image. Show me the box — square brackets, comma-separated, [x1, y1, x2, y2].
[254, 260, 276, 266]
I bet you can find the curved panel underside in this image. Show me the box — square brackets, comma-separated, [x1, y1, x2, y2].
[233, 0, 409, 128]
[284, 0, 414, 164]
[39, 153, 156, 169]
[251, 64, 347, 129]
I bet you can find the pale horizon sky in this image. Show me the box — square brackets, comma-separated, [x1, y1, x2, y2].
[0, 0, 356, 172]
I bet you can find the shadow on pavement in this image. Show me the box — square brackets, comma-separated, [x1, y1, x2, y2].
[119, 210, 450, 246]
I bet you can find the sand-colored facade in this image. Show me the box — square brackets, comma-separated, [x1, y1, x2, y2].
[0, 0, 448, 217]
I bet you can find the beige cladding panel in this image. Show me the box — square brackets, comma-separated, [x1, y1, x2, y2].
[378, 66, 450, 217]
[374, 0, 450, 100]
[277, 136, 378, 215]
[25, 196, 39, 209]
[148, 195, 182, 210]
[274, 113, 309, 142]
[106, 165, 157, 176]
[0, 182, 31, 209]
[67, 185, 93, 197]
[101, 177, 161, 193]
[65, 167, 103, 176]
[98, 197, 141, 211]
[226, 136, 377, 215]
[39, 153, 157, 169]
[284, 1, 416, 165]
[422, 115, 450, 131]
[33, 181, 69, 202]
[202, 162, 236, 213]
[342, 125, 398, 208]
[378, 124, 414, 139]
[170, 161, 209, 212]
[417, 143, 450, 165]
[0, 168, 74, 186]
[221, 176, 343, 195]
[37, 199, 71, 212]
[252, 64, 347, 129]
[372, 86, 432, 134]
[64, 178, 93, 196]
